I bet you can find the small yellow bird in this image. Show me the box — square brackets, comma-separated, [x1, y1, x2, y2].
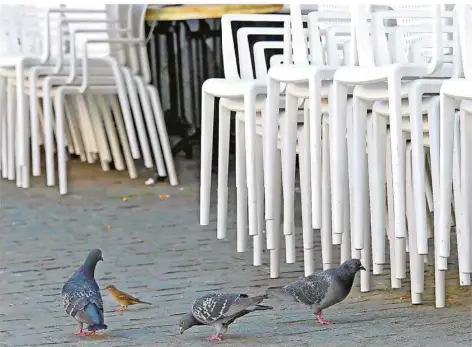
[104, 285, 152, 311]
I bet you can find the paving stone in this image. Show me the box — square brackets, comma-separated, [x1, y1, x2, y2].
[0, 157, 470, 346]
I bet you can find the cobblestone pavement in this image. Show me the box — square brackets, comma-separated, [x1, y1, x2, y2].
[0, 157, 471, 347]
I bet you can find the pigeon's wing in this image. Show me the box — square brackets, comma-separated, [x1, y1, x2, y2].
[281, 273, 332, 306]
[191, 293, 254, 324]
[74, 303, 101, 326]
[219, 294, 265, 318]
[62, 277, 104, 322]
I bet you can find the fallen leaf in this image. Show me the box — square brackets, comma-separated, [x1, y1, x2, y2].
[447, 297, 457, 304]
[121, 196, 128, 201]
[105, 225, 112, 231]
[159, 194, 170, 200]
[399, 296, 409, 301]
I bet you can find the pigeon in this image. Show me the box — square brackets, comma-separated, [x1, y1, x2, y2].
[179, 292, 272, 341]
[104, 284, 151, 311]
[62, 249, 108, 336]
[266, 259, 365, 325]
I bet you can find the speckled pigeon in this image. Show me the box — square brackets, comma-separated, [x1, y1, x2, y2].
[62, 249, 107, 336]
[266, 259, 365, 325]
[179, 292, 272, 341]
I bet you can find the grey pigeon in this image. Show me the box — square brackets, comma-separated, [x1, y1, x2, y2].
[62, 249, 107, 336]
[266, 259, 365, 325]
[179, 292, 272, 341]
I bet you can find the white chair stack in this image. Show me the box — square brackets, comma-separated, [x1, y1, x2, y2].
[200, 3, 471, 309]
[0, 4, 178, 195]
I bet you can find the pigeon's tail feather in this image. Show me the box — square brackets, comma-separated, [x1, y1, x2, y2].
[251, 294, 269, 304]
[266, 286, 293, 301]
[253, 304, 273, 311]
[87, 323, 108, 331]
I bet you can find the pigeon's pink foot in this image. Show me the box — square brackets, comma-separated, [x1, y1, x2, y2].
[316, 312, 335, 325]
[74, 329, 96, 336]
[207, 334, 224, 341]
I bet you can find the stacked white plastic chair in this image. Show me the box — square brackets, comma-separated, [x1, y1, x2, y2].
[437, 4, 472, 306]
[198, 4, 468, 308]
[263, 5, 353, 279]
[0, 4, 178, 195]
[199, 13, 294, 275]
[327, 5, 454, 296]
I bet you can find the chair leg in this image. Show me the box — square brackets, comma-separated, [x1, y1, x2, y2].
[457, 108, 471, 284]
[367, 110, 387, 272]
[1, 77, 7, 179]
[253, 134, 265, 267]
[236, 117, 248, 253]
[330, 81, 348, 248]
[351, 95, 368, 251]
[135, 77, 167, 178]
[244, 92, 258, 239]
[360, 112, 372, 293]
[270, 149, 282, 278]
[148, 86, 179, 185]
[199, 91, 215, 226]
[386, 130, 402, 289]
[438, 94, 456, 266]
[300, 107, 313, 276]
[108, 95, 138, 179]
[281, 93, 298, 264]
[216, 105, 231, 240]
[7, 79, 16, 181]
[321, 116, 332, 270]
[406, 142, 424, 304]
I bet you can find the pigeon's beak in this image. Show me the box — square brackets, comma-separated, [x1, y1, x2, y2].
[100, 256, 104, 261]
[360, 265, 366, 271]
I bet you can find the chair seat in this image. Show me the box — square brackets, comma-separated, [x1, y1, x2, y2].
[202, 78, 267, 98]
[460, 99, 472, 114]
[441, 79, 472, 100]
[334, 64, 430, 85]
[354, 81, 415, 101]
[285, 80, 333, 98]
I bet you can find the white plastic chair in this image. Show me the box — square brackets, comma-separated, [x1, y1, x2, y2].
[199, 14, 289, 248]
[263, 5, 353, 277]
[330, 5, 452, 293]
[437, 4, 472, 307]
[0, 5, 177, 194]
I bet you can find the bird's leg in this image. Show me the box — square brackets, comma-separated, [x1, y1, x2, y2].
[73, 323, 96, 336]
[207, 333, 224, 341]
[116, 305, 127, 312]
[316, 311, 334, 325]
[73, 322, 84, 335]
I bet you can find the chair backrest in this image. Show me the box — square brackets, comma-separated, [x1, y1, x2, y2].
[307, 10, 352, 66]
[289, 4, 310, 67]
[455, 4, 472, 79]
[131, 4, 151, 82]
[253, 41, 285, 79]
[352, 5, 452, 76]
[220, 14, 289, 79]
[61, 5, 111, 59]
[236, 26, 286, 80]
[0, 5, 48, 58]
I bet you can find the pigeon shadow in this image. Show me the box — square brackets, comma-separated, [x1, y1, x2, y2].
[278, 315, 376, 327]
[186, 335, 263, 344]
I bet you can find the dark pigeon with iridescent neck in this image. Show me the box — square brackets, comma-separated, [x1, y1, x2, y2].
[62, 249, 107, 336]
[266, 259, 366, 325]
